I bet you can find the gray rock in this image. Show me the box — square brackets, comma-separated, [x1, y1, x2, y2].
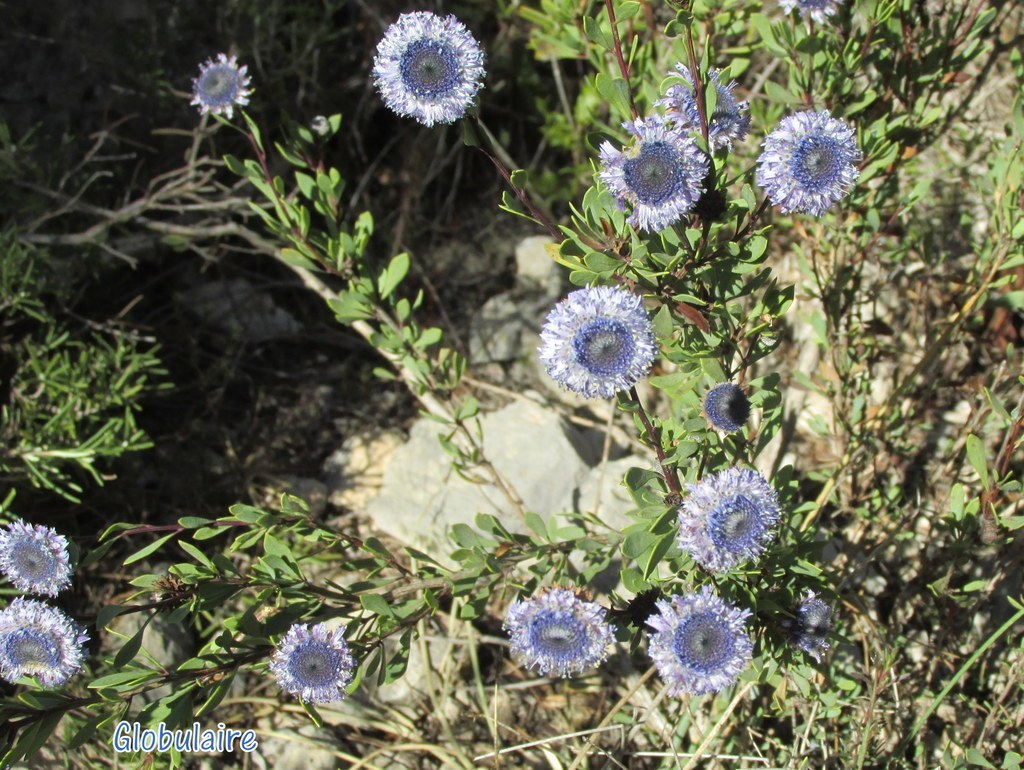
[468, 236, 565, 365]
[469, 292, 528, 364]
[177, 278, 301, 342]
[323, 430, 404, 511]
[251, 724, 341, 770]
[364, 399, 592, 559]
[576, 455, 648, 533]
[372, 634, 454, 706]
[514, 235, 562, 301]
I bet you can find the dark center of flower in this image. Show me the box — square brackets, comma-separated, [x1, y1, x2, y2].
[573, 319, 634, 376]
[673, 613, 733, 674]
[8, 629, 60, 670]
[708, 494, 764, 552]
[290, 641, 340, 687]
[798, 603, 832, 636]
[529, 610, 586, 656]
[791, 136, 841, 191]
[198, 66, 240, 104]
[400, 40, 459, 98]
[623, 141, 683, 205]
[11, 541, 50, 578]
[705, 384, 750, 430]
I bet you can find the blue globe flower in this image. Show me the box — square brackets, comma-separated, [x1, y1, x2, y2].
[676, 467, 781, 573]
[703, 383, 751, 433]
[0, 598, 89, 688]
[756, 110, 861, 217]
[269, 622, 357, 704]
[598, 116, 709, 232]
[779, 0, 844, 24]
[785, 591, 832, 661]
[539, 286, 657, 399]
[191, 53, 252, 119]
[647, 587, 752, 696]
[504, 588, 615, 678]
[373, 11, 486, 127]
[0, 520, 73, 597]
[657, 65, 750, 150]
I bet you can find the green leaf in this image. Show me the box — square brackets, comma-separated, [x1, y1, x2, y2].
[327, 290, 373, 322]
[262, 532, 292, 558]
[746, 235, 768, 262]
[451, 523, 482, 548]
[242, 113, 263, 149]
[360, 592, 395, 618]
[295, 171, 316, 199]
[223, 154, 246, 176]
[640, 532, 674, 578]
[617, 1, 641, 20]
[88, 670, 161, 689]
[178, 539, 216, 571]
[595, 74, 632, 120]
[123, 532, 177, 566]
[965, 748, 997, 769]
[652, 305, 674, 338]
[525, 511, 548, 539]
[583, 16, 614, 51]
[279, 247, 320, 271]
[378, 252, 410, 300]
[621, 529, 657, 559]
[301, 701, 324, 728]
[965, 434, 989, 488]
[113, 619, 149, 668]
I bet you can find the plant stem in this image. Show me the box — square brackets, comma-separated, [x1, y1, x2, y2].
[603, 0, 640, 120]
[629, 386, 682, 496]
[467, 116, 562, 241]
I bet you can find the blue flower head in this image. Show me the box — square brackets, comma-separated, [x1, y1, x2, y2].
[373, 11, 486, 127]
[785, 591, 832, 661]
[504, 588, 615, 678]
[703, 383, 751, 433]
[269, 621, 357, 704]
[779, 0, 844, 24]
[647, 587, 752, 696]
[0, 598, 89, 688]
[677, 467, 781, 572]
[539, 286, 657, 399]
[0, 520, 73, 597]
[191, 53, 252, 119]
[598, 116, 709, 232]
[756, 110, 861, 217]
[657, 65, 750, 150]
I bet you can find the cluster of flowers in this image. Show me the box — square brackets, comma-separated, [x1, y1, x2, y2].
[187, 1, 843, 703]
[600, 66, 860, 228]
[505, 584, 832, 696]
[504, 463, 831, 697]
[0, 520, 89, 688]
[192, 8, 859, 229]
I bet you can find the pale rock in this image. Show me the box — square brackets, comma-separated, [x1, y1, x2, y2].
[576, 455, 647, 534]
[323, 430, 404, 511]
[469, 292, 528, 364]
[514, 235, 562, 301]
[251, 724, 342, 770]
[364, 398, 592, 560]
